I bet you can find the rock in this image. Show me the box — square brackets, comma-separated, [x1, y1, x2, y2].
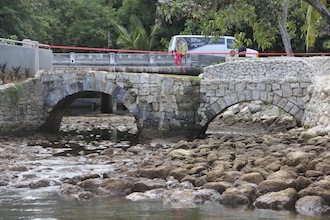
[294, 176, 313, 191]
[248, 104, 262, 114]
[205, 169, 225, 182]
[78, 191, 94, 200]
[9, 166, 28, 172]
[298, 177, 330, 204]
[138, 166, 171, 179]
[168, 149, 194, 159]
[284, 151, 316, 166]
[79, 179, 102, 193]
[162, 189, 221, 208]
[29, 179, 50, 189]
[169, 168, 188, 181]
[100, 178, 134, 196]
[60, 183, 83, 196]
[238, 172, 264, 184]
[219, 187, 252, 206]
[126, 188, 166, 201]
[233, 159, 247, 171]
[295, 196, 330, 216]
[257, 170, 297, 194]
[254, 188, 297, 210]
[132, 178, 167, 192]
[188, 165, 206, 175]
[203, 182, 232, 193]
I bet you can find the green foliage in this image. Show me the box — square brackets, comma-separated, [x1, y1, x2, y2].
[3, 83, 23, 106]
[113, 15, 160, 50]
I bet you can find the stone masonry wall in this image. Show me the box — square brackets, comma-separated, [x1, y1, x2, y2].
[0, 57, 329, 137]
[0, 70, 202, 137]
[198, 57, 314, 127]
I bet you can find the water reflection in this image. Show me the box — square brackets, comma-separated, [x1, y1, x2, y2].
[1, 191, 327, 220]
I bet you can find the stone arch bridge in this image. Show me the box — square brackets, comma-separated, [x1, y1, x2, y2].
[0, 57, 327, 138]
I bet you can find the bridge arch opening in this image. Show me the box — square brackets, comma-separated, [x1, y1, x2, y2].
[202, 101, 298, 137]
[41, 90, 139, 144]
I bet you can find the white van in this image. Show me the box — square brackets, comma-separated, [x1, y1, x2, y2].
[168, 35, 259, 58]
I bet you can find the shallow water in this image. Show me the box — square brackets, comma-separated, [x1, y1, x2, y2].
[1, 115, 329, 220]
[1, 189, 327, 220]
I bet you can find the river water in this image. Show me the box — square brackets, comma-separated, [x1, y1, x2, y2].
[0, 189, 321, 220]
[0, 115, 329, 220]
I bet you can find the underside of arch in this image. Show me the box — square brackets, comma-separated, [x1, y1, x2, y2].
[198, 93, 304, 136]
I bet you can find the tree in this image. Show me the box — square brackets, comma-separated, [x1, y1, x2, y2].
[303, 0, 330, 25]
[158, 0, 299, 54]
[113, 15, 160, 50]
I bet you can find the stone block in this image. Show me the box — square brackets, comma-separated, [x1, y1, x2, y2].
[283, 101, 294, 112]
[252, 90, 260, 100]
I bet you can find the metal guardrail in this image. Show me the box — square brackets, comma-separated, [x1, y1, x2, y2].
[52, 52, 198, 67]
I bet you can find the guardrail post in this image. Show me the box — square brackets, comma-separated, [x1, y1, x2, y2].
[109, 53, 116, 65]
[186, 54, 191, 67]
[70, 52, 75, 65]
[32, 41, 40, 71]
[149, 53, 155, 66]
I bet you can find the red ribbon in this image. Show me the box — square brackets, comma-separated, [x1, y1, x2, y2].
[174, 52, 186, 72]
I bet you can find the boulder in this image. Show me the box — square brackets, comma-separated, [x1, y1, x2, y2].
[138, 166, 171, 179]
[220, 184, 256, 206]
[295, 196, 330, 216]
[79, 179, 102, 193]
[29, 179, 50, 189]
[126, 188, 166, 201]
[203, 181, 232, 193]
[132, 178, 167, 192]
[254, 188, 297, 210]
[99, 178, 134, 196]
[298, 177, 330, 204]
[238, 172, 264, 184]
[162, 188, 221, 208]
[170, 168, 188, 181]
[257, 170, 297, 194]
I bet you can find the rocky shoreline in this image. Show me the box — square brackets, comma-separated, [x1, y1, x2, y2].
[0, 104, 329, 217]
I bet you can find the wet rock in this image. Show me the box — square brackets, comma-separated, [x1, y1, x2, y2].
[79, 179, 102, 193]
[233, 159, 247, 171]
[169, 168, 188, 181]
[168, 149, 194, 159]
[188, 165, 206, 175]
[257, 170, 297, 195]
[126, 188, 166, 201]
[295, 196, 330, 216]
[60, 183, 83, 196]
[29, 179, 51, 189]
[99, 178, 134, 196]
[138, 166, 171, 179]
[283, 151, 316, 167]
[219, 187, 252, 206]
[294, 176, 313, 191]
[254, 188, 297, 210]
[78, 191, 94, 200]
[205, 169, 225, 182]
[298, 177, 330, 204]
[203, 181, 232, 193]
[173, 140, 191, 150]
[238, 172, 264, 184]
[132, 178, 167, 192]
[162, 189, 221, 208]
[9, 166, 28, 172]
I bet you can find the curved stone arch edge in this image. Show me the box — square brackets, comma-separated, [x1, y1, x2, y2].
[197, 94, 304, 136]
[41, 81, 141, 133]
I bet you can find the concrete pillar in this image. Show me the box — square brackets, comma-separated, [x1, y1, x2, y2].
[101, 93, 113, 113]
